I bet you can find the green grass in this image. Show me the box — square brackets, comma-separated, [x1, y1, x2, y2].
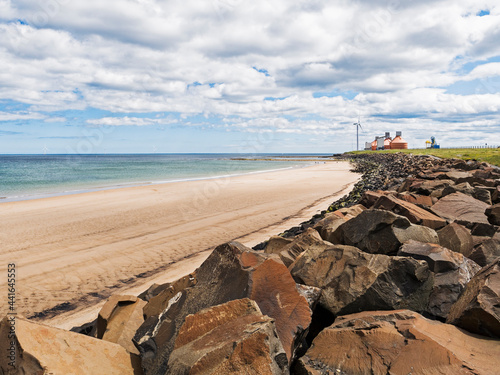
[346, 148, 500, 167]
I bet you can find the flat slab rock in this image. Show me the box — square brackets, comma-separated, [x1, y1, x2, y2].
[167, 298, 288, 375]
[0, 316, 141, 375]
[372, 194, 446, 229]
[431, 192, 490, 224]
[295, 310, 500, 375]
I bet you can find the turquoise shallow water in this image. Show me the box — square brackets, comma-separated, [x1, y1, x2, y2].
[0, 154, 324, 201]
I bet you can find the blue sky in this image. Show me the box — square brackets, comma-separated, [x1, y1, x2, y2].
[0, 0, 500, 154]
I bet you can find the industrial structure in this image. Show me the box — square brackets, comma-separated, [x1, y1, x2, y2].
[365, 131, 408, 150]
[426, 136, 440, 149]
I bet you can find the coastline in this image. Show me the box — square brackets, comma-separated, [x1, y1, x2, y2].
[1, 158, 316, 203]
[0, 160, 360, 329]
[0, 165, 304, 203]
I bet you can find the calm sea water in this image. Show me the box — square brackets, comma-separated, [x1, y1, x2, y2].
[0, 154, 323, 202]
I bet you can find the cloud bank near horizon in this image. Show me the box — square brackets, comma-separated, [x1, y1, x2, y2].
[0, 0, 499, 152]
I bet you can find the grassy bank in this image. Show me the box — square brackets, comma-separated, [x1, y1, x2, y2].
[346, 148, 500, 167]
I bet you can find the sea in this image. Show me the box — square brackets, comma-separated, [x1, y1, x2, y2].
[0, 154, 330, 202]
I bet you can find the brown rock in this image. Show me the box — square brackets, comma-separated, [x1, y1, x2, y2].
[249, 258, 312, 361]
[290, 244, 433, 316]
[167, 299, 288, 375]
[473, 187, 493, 205]
[332, 203, 366, 220]
[134, 242, 311, 374]
[397, 192, 434, 207]
[472, 235, 492, 248]
[447, 259, 500, 337]
[332, 209, 439, 255]
[397, 178, 423, 193]
[0, 316, 141, 375]
[139, 273, 196, 302]
[359, 190, 386, 208]
[263, 236, 293, 255]
[295, 284, 322, 310]
[418, 171, 448, 180]
[372, 195, 446, 229]
[444, 170, 473, 181]
[486, 203, 500, 225]
[277, 228, 331, 267]
[295, 310, 500, 375]
[437, 222, 474, 256]
[398, 240, 480, 318]
[412, 179, 455, 195]
[492, 186, 500, 203]
[143, 274, 197, 319]
[312, 213, 345, 243]
[442, 182, 475, 197]
[470, 222, 498, 237]
[97, 295, 146, 355]
[431, 192, 490, 224]
[456, 176, 496, 187]
[468, 238, 500, 266]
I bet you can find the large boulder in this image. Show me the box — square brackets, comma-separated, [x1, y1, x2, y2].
[412, 179, 455, 195]
[473, 186, 493, 205]
[134, 242, 311, 374]
[97, 295, 147, 355]
[486, 203, 500, 225]
[470, 222, 498, 237]
[447, 259, 500, 338]
[331, 203, 366, 220]
[398, 240, 480, 318]
[290, 244, 434, 316]
[0, 316, 141, 375]
[397, 192, 434, 208]
[273, 228, 331, 267]
[295, 310, 500, 375]
[372, 194, 446, 229]
[331, 209, 439, 255]
[313, 214, 345, 243]
[437, 222, 474, 257]
[263, 236, 293, 255]
[442, 182, 475, 198]
[359, 190, 388, 208]
[468, 238, 500, 266]
[431, 192, 490, 224]
[167, 299, 288, 375]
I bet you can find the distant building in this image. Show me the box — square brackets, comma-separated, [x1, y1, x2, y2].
[390, 131, 408, 149]
[368, 131, 408, 150]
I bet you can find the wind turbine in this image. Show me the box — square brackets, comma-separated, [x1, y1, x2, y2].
[353, 117, 362, 151]
[42, 144, 49, 155]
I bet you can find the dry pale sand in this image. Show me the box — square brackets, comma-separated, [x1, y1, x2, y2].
[0, 161, 359, 329]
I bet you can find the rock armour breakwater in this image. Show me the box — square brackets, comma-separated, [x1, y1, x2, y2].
[1, 153, 500, 375]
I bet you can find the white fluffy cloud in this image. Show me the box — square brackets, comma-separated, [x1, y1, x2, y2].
[1, 0, 500, 148]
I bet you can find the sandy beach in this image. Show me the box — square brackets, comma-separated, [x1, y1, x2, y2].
[0, 161, 359, 329]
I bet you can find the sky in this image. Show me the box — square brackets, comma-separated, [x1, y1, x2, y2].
[0, 0, 499, 154]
